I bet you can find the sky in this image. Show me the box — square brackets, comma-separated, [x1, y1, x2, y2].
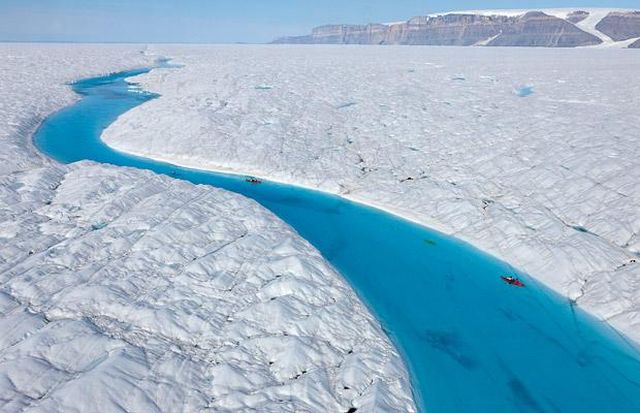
[0, 0, 636, 43]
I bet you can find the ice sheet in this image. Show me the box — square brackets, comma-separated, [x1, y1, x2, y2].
[0, 44, 415, 412]
[104, 44, 640, 342]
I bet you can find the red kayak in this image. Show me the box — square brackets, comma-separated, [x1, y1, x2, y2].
[501, 276, 525, 288]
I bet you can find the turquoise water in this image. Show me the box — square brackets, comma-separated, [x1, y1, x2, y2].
[516, 86, 534, 97]
[34, 68, 640, 413]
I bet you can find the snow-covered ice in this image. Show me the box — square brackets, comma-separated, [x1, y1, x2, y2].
[0, 44, 153, 175]
[1, 163, 413, 412]
[0, 44, 415, 412]
[103, 45, 640, 342]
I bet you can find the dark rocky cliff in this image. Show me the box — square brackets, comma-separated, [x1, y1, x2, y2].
[595, 11, 640, 41]
[273, 10, 640, 48]
[487, 11, 600, 47]
[565, 10, 589, 23]
[392, 14, 510, 46]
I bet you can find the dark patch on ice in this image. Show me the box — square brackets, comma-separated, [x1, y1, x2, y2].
[451, 75, 466, 81]
[571, 225, 589, 234]
[346, 408, 358, 413]
[422, 330, 478, 370]
[91, 222, 107, 231]
[515, 86, 534, 97]
[336, 102, 357, 109]
[482, 198, 494, 211]
[293, 369, 308, 379]
[255, 85, 273, 90]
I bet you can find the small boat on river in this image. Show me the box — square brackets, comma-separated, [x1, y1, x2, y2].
[501, 275, 525, 288]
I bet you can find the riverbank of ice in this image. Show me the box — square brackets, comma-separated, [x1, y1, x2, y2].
[0, 44, 415, 412]
[103, 44, 640, 342]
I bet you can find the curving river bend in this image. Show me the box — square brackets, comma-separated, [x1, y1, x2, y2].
[34, 66, 640, 412]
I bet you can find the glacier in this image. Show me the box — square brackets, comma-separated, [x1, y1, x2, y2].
[0, 44, 415, 412]
[102, 44, 640, 343]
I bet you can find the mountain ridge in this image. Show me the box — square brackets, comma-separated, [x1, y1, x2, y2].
[273, 8, 640, 48]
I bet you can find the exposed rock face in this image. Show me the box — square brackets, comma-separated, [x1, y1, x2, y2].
[303, 15, 511, 46]
[488, 11, 601, 47]
[274, 11, 602, 47]
[311, 24, 389, 44]
[393, 14, 511, 46]
[630, 38, 640, 48]
[596, 11, 640, 40]
[566, 10, 590, 24]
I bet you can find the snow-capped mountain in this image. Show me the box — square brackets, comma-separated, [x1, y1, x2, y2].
[273, 8, 640, 48]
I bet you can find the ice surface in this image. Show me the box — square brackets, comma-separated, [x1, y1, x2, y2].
[0, 44, 415, 412]
[0, 44, 153, 175]
[103, 45, 640, 342]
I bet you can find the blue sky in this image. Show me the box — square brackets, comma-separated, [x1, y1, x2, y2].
[0, 0, 635, 43]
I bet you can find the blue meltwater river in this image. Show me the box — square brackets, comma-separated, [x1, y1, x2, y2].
[34, 66, 640, 412]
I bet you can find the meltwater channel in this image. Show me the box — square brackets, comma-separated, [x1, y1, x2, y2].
[34, 66, 640, 413]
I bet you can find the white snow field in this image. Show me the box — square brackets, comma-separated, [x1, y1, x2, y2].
[103, 45, 640, 342]
[0, 44, 415, 412]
